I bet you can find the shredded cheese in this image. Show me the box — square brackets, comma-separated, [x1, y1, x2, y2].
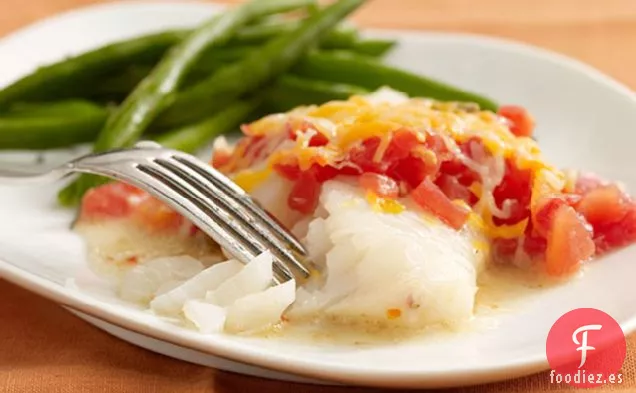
[220, 91, 564, 241]
[366, 192, 405, 214]
[232, 167, 272, 193]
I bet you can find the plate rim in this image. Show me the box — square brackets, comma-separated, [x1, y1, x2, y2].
[0, 261, 551, 388]
[2, 0, 636, 388]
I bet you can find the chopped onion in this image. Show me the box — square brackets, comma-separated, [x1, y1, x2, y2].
[205, 251, 273, 307]
[150, 259, 243, 316]
[183, 300, 226, 334]
[225, 279, 296, 333]
[119, 256, 204, 304]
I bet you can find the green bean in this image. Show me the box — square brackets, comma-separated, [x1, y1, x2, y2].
[0, 20, 364, 109]
[0, 31, 184, 108]
[264, 75, 368, 112]
[292, 50, 499, 111]
[99, 68, 370, 114]
[95, 0, 316, 150]
[92, 61, 232, 103]
[89, 65, 160, 103]
[319, 24, 359, 47]
[0, 75, 368, 150]
[92, 36, 383, 103]
[4, 100, 105, 117]
[156, 76, 365, 153]
[231, 20, 298, 43]
[94, 34, 390, 103]
[1, 24, 369, 108]
[93, 65, 219, 103]
[0, 101, 109, 150]
[0, 19, 363, 109]
[343, 38, 396, 57]
[156, 0, 367, 129]
[232, 20, 357, 46]
[156, 99, 259, 153]
[231, 21, 358, 48]
[57, 0, 316, 207]
[0, 17, 302, 108]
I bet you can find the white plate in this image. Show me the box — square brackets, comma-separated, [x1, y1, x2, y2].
[2, 1, 636, 389]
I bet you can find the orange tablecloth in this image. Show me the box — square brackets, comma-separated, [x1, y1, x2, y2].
[3, 1, 636, 392]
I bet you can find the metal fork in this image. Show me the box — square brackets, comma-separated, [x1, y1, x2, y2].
[0, 141, 313, 284]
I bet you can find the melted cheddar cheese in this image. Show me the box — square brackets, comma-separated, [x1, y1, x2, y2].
[217, 89, 564, 238]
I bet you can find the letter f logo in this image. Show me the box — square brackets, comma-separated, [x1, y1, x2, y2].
[572, 324, 603, 368]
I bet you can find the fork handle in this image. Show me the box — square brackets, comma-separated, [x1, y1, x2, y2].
[0, 167, 74, 185]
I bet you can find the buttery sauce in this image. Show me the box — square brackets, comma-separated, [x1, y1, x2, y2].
[75, 220, 223, 281]
[75, 219, 566, 344]
[251, 266, 565, 346]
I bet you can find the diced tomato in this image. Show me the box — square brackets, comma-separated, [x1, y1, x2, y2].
[383, 128, 420, 162]
[460, 137, 489, 163]
[388, 156, 427, 190]
[273, 162, 302, 181]
[80, 182, 144, 220]
[411, 178, 470, 230]
[288, 173, 321, 214]
[492, 238, 519, 260]
[533, 197, 566, 237]
[348, 137, 384, 173]
[533, 194, 583, 237]
[359, 173, 399, 199]
[336, 164, 362, 176]
[310, 164, 340, 182]
[577, 184, 629, 226]
[436, 174, 475, 205]
[438, 158, 479, 187]
[285, 122, 298, 139]
[545, 205, 595, 276]
[132, 197, 183, 232]
[493, 232, 547, 263]
[494, 160, 532, 204]
[523, 232, 547, 256]
[593, 205, 636, 253]
[113, 183, 143, 195]
[494, 199, 530, 227]
[348, 130, 440, 189]
[439, 158, 465, 177]
[211, 148, 232, 169]
[424, 133, 451, 160]
[308, 132, 329, 147]
[289, 129, 329, 147]
[563, 193, 583, 206]
[574, 173, 604, 195]
[287, 120, 329, 147]
[497, 105, 535, 137]
[457, 172, 479, 188]
[227, 135, 270, 171]
[244, 136, 267, 159]
[493, 159, 532, 225]
[275, 163, 340, 183]
[388, 154, 439, 190]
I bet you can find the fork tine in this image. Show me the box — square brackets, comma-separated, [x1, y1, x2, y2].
[135, 165, 294, 284]
[71, 144, 309, 284]
[136, 162, 298, 283]
[171, 153, 307, 255]
[155, 157, 312, 280]
[109, 165, 264, 272]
